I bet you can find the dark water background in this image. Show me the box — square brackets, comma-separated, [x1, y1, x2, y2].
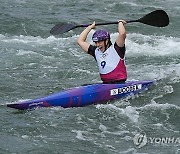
[0, 0, 180, 153]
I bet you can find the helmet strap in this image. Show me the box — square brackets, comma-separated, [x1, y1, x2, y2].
[104, 39, 111, 51]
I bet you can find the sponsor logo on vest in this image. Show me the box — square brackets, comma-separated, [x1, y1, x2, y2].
[110, 84, 142, 96]
[101, 53, 108, 59]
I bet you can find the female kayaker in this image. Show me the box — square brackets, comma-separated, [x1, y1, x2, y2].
[77, 20, 127, 84]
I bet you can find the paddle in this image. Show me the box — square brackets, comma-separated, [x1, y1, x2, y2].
[50, 10, 169, 35]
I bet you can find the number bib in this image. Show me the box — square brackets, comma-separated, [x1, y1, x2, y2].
[95, 45, 121, 74]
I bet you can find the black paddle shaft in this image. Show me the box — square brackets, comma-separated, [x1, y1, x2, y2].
[50, 10, 169, 35]
[49, 21, 119, 35]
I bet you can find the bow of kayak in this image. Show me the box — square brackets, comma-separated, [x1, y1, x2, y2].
[7, 80, 155, 110]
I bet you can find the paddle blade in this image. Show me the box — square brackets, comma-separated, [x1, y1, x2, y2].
[50, 23, 76, 35]
[138, 10, 169, 27]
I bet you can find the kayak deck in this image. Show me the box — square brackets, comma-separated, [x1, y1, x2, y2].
[7, 80, 155, 110]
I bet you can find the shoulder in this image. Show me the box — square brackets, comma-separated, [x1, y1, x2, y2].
[88, 45, 97, 58]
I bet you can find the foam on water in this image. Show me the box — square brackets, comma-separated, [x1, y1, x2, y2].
[139, 101, 180, 111]
[1, 32, 179, 58]
[0, 34, 75, 45]
[72, 130, 88, 141]
[120, 2, 164, 9]
[96, 104, 140, 124]
[111, 33, 180, 57]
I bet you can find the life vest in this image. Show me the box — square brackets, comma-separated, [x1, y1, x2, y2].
[95, 45, 127, 82]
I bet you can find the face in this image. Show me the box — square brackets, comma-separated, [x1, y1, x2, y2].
[95, 39, 108, 52]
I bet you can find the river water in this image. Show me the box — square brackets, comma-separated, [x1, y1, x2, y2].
[0, 0, 180, 153]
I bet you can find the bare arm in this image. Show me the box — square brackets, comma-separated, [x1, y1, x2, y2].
[77, 21, 96, 53]
[116, 20, 127, 47]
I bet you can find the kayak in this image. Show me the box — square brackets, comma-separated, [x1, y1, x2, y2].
[7, 80, 155, 110]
